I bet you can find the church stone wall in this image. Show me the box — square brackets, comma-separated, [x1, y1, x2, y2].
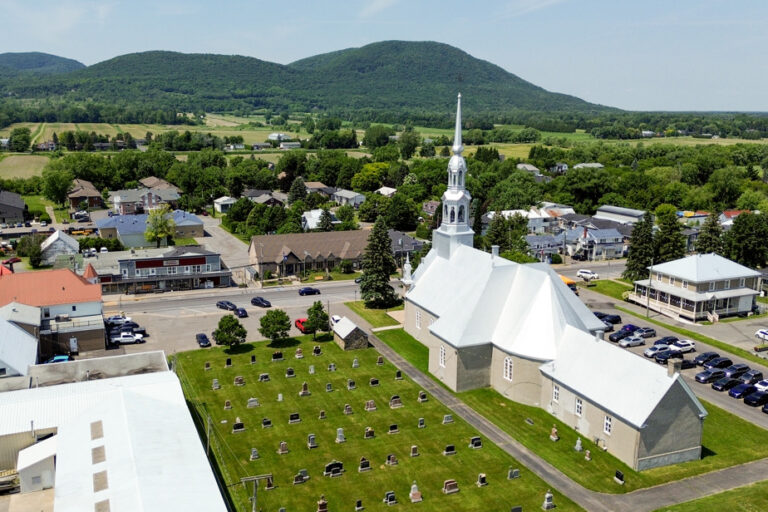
[455, 345, 492, 392]
[489, 347, 544, 406]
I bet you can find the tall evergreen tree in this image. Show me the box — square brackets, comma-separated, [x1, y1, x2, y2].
[288, 176, 307, 204]
[623, 212, 654, 281]
[722, 212, 768, 268]
[695, 212, 723, 254]
[360, 216, 399, 308]
[318, 207, 334, 231]
[654, 204, 686, 264]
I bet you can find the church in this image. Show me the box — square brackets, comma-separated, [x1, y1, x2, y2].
[403, 95, 707, 471]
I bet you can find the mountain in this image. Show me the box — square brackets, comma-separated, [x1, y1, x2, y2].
[0, 42, 611, 115]
[0, 52, 85, 76]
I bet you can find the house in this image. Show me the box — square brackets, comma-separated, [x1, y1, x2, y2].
[376, 186, 397, 198]
[403, 95, 707, 471]
[332, 189, 366, 208]
[628, 253, 761, 322]
[719, 210, 748, 226]
[516, 163, 540, 173]
[526, 235, 562, 261]
[0, 317, 38, 377]
[225, 143, 245, 151]
[214, 196, 237, 214]
[0, 190, 26, 224]
[268, 132, 290, 141]
[301, 209, 341, 231]
[252, 142, 272, 150]
[40, 230, 79, 266]
[0, 301, 41, 338]
[390, 229, 424, 261]
[109, 188, 180, 215]
[251, 193, 285, 207]
[0, 269, 104, 355]
[96, 210, 203, 248]
[484, 208, 555, 234]
[562, 227, 624, 260]
[67, 178, 103, 210]
[560, 215, 634, 239]
[550, 162, 568, 174]
[279, 141, 301, 150]
[0, 138, 8, 149]
[304, 181, 335, 197]
[573, 162, 605, 169]
[678, 211, 710, 227]
[139, 176, 181, 194]
[422, 200, 440, 217]
[35, 140, 57, 151]
[243, 188, 272, 200]
[594, 205, 646, 225]
[0, 352, 227, 511]
[332, 317, 369, 350]
[84, 245, 231, 294]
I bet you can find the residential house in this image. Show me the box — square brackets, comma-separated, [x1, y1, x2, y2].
[252, 142, 272, 150]
[0, 302, 41, 338]
[0, 317, 38, 377]
[243, 188, 272, 200]
[678, 211, 710, 227]
[332, 189, 366, 208]
[214, 196, 237, 214]
[279, 141, 301, 150]
[251, 193, 285, 207]
[301, 209, 341, 231]
[390, 230, 424, 262]
[561, 215, 635, 238]
[422, 200, 440, 217]
[0, 138, 8, 149]
[562, 227, 624, 260]
[526, 235, 562, 261]
[376, 186, 397, 198]
[96, 210, 203, 248]
[628, 253, 761, 322]
[550, 162, 569, 174]
[719, 210, 748, 227]
[594, 205, 646, 225]
[682, 227, 700, 253]
[484, 208, 554, 234]
[84, 245, 231, 294]
[516, 163, 540, 173]
[304, 181, 335, 197]
[67, 178, 103, 210]
[40, 230, 79, 266]
[35, 140, 57, 151]
[0, 190, 26, 224]
[268, 132, 290, 141]
[139, 176, 181, 194]
[110, 188, 180, 215]
[573, 162, 605, 169]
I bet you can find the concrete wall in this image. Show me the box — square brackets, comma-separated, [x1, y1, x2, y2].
[19, 454, 55, 492]
[175, 224, 204, 238]
[455, 344, 492, 392]
[334, 329, 369, 350]
[490, 347, 544, 406]
[42, 301, 101, 320]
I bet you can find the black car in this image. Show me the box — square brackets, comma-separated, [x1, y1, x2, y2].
[729, 384, 757, 399]
[196, 333, 211, 348]
[251, 296, 271, 308]
[354, 277, 362, 284]
[608, 330, 632, 343]
[216, 300, 237, 311]
[655, 336, 679, 346]
[298, 287, 320, 296]
[740, 370, 764, 385]
[593, 311, 607, 320]
[601, 320, 614, 332]
[602, 314, 622, 325]
[694, 351, 720, 366]
[704, 357, 733, 370]
[695, 369, 726, 383]
[235, 307, 248, 318]
[654, 349, 683, 365]
[744, 391, 768, 407]
[711, 377, 741, 392]
[679, 358, 697, 370]
[724, 363, 750, 379]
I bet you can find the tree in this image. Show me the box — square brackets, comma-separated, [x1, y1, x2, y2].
[485, 212, 528, 253]
[305, 301, 330, 340]
[288, 176, 307, 204]
[258, 309, 292, 343]
[385, 193, 419, 231]
[398, 130, 420, 160]
[336, 204, 355, 223]
[363, 125, 395, 149]
[8, 127, 31, 152]
[145, 205, 176, 248]
[654, 204, 686, 264]
[41, 167, 74, 205]
[695, 212, 723, 254]
[318, 208, 334, 231]
[722, 212, 768, 268]
[623, 212, 654, 281]
[213, 315, 247, 348]
[360, 216, 399, 308]
[227, 197, 254, 222]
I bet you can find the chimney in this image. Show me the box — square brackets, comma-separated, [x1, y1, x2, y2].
[491, 245, 499, 258]
[668, 359, 682, 377]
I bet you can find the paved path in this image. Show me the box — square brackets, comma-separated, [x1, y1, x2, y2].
[195, 216, 252, 285]
[338, 303, 768, 512]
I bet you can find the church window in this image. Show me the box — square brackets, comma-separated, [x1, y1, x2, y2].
[458, 205, 465, 223]
[552, 385, 560, 403]
[575, 398, 583, 417]
[450, 208, 455, 223]
[604, 415, 612, 435]
[415, 310, 421, 329]
[439, 345, 446, 368]
[503, 357, 513, 381]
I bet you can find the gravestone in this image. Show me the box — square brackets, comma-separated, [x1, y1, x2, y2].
[614, 470, 625, 485]
[443, 414, 453, 424]
[336, 427, 346, 444]
[410, 445, 419, 458]
[549, 424, 559, 442]
[525, 418, 534, 426]
[250, 355, 256, 364]
[293, 469, 309, 485]
[344, 404, 353, 415]
[259, 373, 270, 382]
[247, 397, 260, 408]
[443, 444, 456, 456]
[389, 395, 402, 409]
[511, 507, 523, 512]
[395, 370, 402, 380]
[575, 437, 583, 452]
[234, 375, 244, 386]
[355, 499, 363, 511]
[295, 347, 304, 359]
[385, 454, 398, 466]
[383, 491, 396, 506]
[585, 449, 592, 461]
[328, 363, 336, 372]
[369, 378, 379, 387]
[313, 345, 322, 356]
[289, 412, 301, 424]
[347, 379, 356, 390]
[277, 393, 284, 402]
[508, 467, 520, 480]
[232, 417, 245, 433]
[272, 351, 283, 362]
[364, 427, 375, 439]
[299, 382, 311, 397]
[542, 489, 555, 510]
[476, 473, 487, 487]
[358, 457, 371, 472]
[265, 475, 275, 490]
[364, 400, 376, 411]
[309, 365, 315, 375]
[317, 494, 328, 512]
[326, 382, 333, 392]
[262, 418, 272, 428]
[204, 361, 210, 371]
[418, 391, 428, 403]
[307, 433, 318, 449]
[409, 481, 422, 503]
[318, 409, 326, 420]
[293, 474, 306, 485]
[352, 358, 359, 368]
[388, 424, 399, 434]
[277, 441, 289, 455]
[225, 358, 232, 368]
[212, 379, 220, 390]
[418, 417, 425, 429]
[442, 479, 459, 495]
[469, 436, 483, 449]
[286, 367, 295, 378]
[323, 461, 344, 477]
[224, 400, 231, 410]
[376, 355, 384, 366]
[250, 448, 259, 461]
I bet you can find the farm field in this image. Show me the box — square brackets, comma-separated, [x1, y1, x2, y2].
[0, 155, 50, 178]
[175, 334, 582, 512]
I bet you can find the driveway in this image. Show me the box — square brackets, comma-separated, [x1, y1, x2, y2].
[195, 215, 251, 284]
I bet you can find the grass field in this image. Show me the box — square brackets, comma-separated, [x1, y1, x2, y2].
[654, 480, 768, 511]
[577, 279, 633, 301]
[175, 335, 583, 511]
[0, 155, 49, 178]
[344, 301, 402, 328]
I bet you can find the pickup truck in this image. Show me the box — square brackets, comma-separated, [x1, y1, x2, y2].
[109, 332, 145, 345]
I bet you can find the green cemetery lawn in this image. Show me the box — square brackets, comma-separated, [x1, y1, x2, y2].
[376, 329, 768, 494]
[175, 334, 583, 511]
[345, 301, 403, 328]
[653, 480, 768, 511]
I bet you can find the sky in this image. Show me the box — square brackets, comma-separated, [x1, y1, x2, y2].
[2, 0, 767, 111]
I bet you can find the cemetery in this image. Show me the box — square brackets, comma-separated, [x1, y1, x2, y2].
[175, 334, 581, 511]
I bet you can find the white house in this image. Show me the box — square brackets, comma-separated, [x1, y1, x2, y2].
[0, 317, 38, 377]
[332, 188, 366, 207]
[214, 196, 237, 214]
[375, 186, 397, 198]
[594, 205, 646, 225]
[40, 230, 79, 266]
[301, 209, 341, 231]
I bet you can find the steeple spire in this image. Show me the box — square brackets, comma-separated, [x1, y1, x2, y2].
[452, 93, 463, 155]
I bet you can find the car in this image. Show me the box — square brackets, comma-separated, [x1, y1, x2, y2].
[24, 221, 31, 227]
[755, 380, 768, 392]
[723, 363, 751, 379]
[15, 223, 22, 228]
[620, 323, 640, 332]
[354, 277, 362, 284]
[763, 403, 768, 415]
[105, 315, 132, 326]
[2, 257, 21, 265]
[298, 287, 321, 296]
[0, 223, 6, 229]
[331, 314, 342, 325]
[601, 314, 622, 325]
[669, 339, 696, 353]
[216, 300, 237, 311]
[635, 327, 657, 338]
[694, 351, 720, 366]
[654, 349, 683, 365]
[593, 311, 606, 320]
[644, 344, 669, 358]
[755, 329, 768, 342]
[601, 320, 614, 332]
[741, 370, 765, 385]
[576, 269, 599, 280]
[619, 335, 645, 348]
[609, 330, 632, 343]
[251, 296, 271, 308]
[695, 368, 726, 383]
[195, 333, 211, 348]
[109, 332, 145, 345]
[729, 384, 758, 399]
[235, 307, 248, 318]
[679, 358, 697, 370]
[655, 336, 679, 346]
[711, 377, 741, 392]
[45, 355, 74, 364]
[295, 318, 310, 334]
[40, 221, 47, 227]
[704, 357, 733, 370]
[100, 247, 108, 253]
[744, 391, 768, 407]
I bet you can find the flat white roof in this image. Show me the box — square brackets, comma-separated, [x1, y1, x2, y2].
[17, 434, 57, 471]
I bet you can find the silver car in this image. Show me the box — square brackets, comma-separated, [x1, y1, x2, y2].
[644, 344, 669, 358]
[619, 335, 646, 348]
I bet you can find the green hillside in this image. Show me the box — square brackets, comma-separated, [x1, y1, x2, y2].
[0, 52, 85, 75]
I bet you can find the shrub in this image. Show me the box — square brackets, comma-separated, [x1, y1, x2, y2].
[550, 253, 562, 264]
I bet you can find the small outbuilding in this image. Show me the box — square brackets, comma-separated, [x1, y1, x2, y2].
[40, 230, 79, 266]
[332, 317, 369, 350]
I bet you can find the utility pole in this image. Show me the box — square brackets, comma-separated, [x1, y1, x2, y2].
[646, 257, 654, 317]
[241, 474, 272, 512]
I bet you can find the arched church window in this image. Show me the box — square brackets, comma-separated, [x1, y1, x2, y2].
[458, 205, 465, 223]
[450, 207, 455, 223]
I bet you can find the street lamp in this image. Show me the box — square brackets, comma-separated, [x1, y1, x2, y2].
[259, 243, 264, 287]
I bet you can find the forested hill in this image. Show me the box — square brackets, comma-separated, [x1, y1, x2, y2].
[0, 52, 85, 76]
[0, 41, 610, 116]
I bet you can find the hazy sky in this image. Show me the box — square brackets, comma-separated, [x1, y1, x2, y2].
[3, 0, 767, 111]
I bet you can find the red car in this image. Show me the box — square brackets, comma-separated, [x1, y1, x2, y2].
[295, 318, 310, 334]
[2, 257, 21, 265]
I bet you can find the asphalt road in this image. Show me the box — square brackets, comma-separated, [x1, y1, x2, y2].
[556, 258, 627, 280]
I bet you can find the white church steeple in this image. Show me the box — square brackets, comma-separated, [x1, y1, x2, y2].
[432, 93, 474, 259]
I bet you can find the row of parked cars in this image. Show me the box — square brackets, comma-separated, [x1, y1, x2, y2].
[693, 353, 768, 412]
[105, 315, 147, 345]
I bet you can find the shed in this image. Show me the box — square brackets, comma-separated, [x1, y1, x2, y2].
[40, 230, 79, 266]
[332, 317, 369, 350]
[17, 435, 57, 493]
